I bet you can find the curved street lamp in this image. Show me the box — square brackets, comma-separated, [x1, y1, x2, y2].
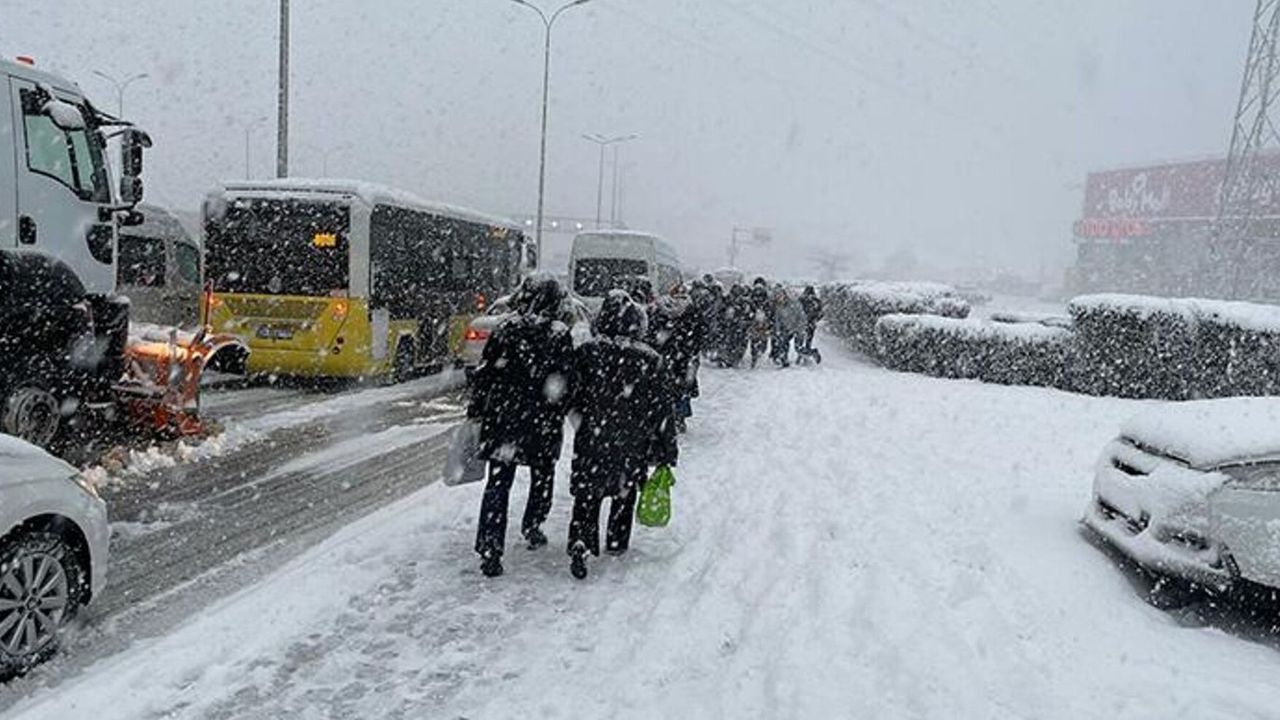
[509, 0, 593, 263]
[582, 133, 637, 228]
[92, 70, 149, 116]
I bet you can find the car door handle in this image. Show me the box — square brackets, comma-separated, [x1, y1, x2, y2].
[18, 215, 35, 245]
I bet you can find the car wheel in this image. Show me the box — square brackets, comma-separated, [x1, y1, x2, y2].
[391, 339, 415, 384]
[0, 532, 85, 679]
[2, 387, 61, 449]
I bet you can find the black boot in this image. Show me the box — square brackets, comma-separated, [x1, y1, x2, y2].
[525, 526, 548, 550]
[480, 553, 503, 578]
[569, 542, 588, 580]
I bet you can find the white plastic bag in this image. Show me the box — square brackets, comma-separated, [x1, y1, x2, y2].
[443, 420, 487, 486]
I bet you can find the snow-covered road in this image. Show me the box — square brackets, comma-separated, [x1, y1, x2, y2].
[9, 337, 1280, 719]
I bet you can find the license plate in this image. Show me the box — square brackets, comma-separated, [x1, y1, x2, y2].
[256, 325, 294, 340]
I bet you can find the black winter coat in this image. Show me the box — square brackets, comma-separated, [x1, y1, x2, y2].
[800, 293, 823, 324]
[468, 314, 575, 467]
[569, 337, 678, 497]
[648, 297, 704, 394]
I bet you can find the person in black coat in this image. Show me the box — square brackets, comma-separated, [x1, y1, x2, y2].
[648, 287, 704, 432]
[798, 285, 824, 362]
[567, 291, 679, 579]
[468, 276, 575, 578]
[748, 277, 774, 367]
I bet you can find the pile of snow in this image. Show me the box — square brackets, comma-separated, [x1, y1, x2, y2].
[1070, 293, 1280, 334]
[879, 313, 1071, 343]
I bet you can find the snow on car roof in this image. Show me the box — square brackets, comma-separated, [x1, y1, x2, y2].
[0, 433, 75, 479]
[1121, 397, 1280, 468]
[220, 178, 521, 231]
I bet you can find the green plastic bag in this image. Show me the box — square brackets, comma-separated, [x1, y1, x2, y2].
[637, 465, 675, 528]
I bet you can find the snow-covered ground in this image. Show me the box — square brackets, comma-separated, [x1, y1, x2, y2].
[10, 336, 1280, 719]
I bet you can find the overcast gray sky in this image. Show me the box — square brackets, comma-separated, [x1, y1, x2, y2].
[0, 1, 1253, 282]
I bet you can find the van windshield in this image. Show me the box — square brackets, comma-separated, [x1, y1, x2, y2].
[574, 258, 647, 297]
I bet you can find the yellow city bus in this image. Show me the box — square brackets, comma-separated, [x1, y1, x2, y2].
[201, 179, 530, 380]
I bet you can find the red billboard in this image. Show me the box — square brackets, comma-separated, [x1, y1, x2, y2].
[1076, 153, 1280, 240]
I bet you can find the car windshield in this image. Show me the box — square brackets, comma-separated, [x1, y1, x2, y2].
[574, 258, 647, 297]
[14, 5, 1280, 719]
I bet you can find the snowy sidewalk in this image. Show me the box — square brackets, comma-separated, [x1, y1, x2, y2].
[10, 338, 1280, 719]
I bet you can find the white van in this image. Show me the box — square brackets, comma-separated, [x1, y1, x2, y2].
[569, 231, 681, 310]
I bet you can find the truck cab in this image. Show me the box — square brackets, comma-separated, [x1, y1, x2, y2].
[0, 57, 148, 447]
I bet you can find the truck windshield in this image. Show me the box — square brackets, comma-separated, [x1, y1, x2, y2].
[205, 199, 351, 297]
[574, 258, 647, 297]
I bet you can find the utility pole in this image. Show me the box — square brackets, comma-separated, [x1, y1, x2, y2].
[1213, 0, 1280, 299]
[276, 0, 291, 178]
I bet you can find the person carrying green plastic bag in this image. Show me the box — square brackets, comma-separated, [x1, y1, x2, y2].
[637, 465, 676, 528]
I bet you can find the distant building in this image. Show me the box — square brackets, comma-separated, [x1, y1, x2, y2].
[1069, 153, 1280, 300]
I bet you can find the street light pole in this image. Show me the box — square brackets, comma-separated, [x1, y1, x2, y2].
[582, 133, 637, 228]
[91, 70, 149, 116]
[510, 0, 592, 264]
[277, 0, 291, 178]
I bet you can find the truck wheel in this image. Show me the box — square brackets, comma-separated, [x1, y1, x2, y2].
[2, 388, 60, 449]
[0, 531, 85, 679]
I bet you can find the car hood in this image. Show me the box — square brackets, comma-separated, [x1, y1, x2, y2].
[0, 434, 77, 485]
[1121, 397, 1280, 469]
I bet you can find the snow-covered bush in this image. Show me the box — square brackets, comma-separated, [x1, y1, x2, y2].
[875, 314, 1073, 388]
[1069, 294, 1280, 399]
[821, 281, 970, 356]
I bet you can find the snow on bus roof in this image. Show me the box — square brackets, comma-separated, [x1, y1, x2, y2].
[220, 178, 521, 231]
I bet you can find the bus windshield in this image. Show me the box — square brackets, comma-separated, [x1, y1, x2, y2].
[206, 198, 350, 296]
[574, 258, 647, 297]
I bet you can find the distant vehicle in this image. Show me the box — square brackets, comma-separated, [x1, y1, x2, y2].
[1083, 398, 1280, 598]
[711, 267, 745, 287]
[202, 179, 530, 381]
[569, 231, 681, 311]
[459, 292, 592, 370]
[0, 433, 108, 678]
[117, 204, 203, 328]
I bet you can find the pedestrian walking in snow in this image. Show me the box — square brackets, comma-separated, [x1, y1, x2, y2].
[717, 283, 752, 367]
[748, 277, 773, 368]
[648, 285, 705, 433]
[468, 275, 575, 578]
[770, 285, 805, 367]
[798, 285, 823, 363]
[567, 291, 679, 580]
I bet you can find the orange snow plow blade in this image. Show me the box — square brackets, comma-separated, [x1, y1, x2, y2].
[116, 327, 249, 438]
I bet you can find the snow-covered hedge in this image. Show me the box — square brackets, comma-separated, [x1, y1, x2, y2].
[875, 314, 1073, 387]
[1069, 294, 1280, 399]
[821, 281, 970, 355]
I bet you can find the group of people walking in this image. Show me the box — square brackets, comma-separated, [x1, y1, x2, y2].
[465, 272, 822, 580]
[467, 275, 687, 580]
[689, 275, 824, 369]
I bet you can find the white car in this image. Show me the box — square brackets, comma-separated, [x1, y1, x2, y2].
[459, 294, 593, 370]
[1082, 398, 1280, 595]
[0, 433, 109, 677]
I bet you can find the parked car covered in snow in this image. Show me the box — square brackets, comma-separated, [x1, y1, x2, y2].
[1082, 398, 1280, 594]
[459, 293, 593, 370]
[0, 433, 109, 677]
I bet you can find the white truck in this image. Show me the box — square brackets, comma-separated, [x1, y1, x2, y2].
[0, 57, 242, 452]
